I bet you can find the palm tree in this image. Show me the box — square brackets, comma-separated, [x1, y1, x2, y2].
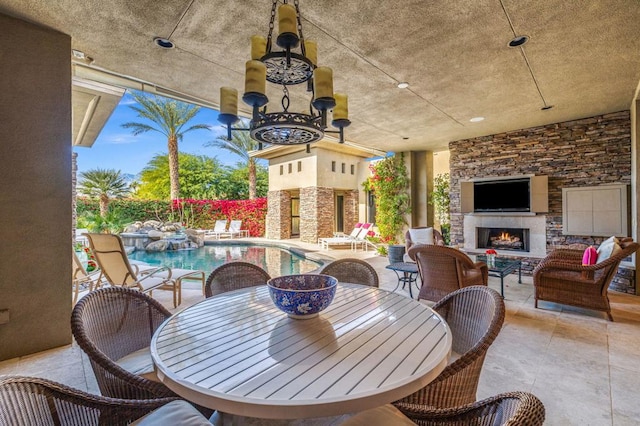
[77, 168, 131, 217]
[122, 92, 210, 200]
[206, 119, 261, 199]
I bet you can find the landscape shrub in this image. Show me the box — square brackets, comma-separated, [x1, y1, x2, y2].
[76, 197, 268, 237]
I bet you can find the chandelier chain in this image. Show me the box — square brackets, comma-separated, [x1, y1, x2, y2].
[266, 0, 278, 52]
[294, 0, 306, 49]
[282, 86, 290, 112]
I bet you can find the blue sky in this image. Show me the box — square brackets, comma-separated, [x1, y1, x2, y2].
[73, 91, 239, 177]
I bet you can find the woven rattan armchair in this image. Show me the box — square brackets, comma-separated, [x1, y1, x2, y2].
[0, 376, 180, 426]
[394, 285, 505, 409]
[408, 244, 488, 302]
[318, 258, 379, 287]
[394, 391, 545, 426]
[71, 287, 177, 400]
[533, 239, 639, 321]
[205, 261, 271, 297]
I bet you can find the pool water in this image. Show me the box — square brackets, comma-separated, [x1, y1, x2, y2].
[127, 244, 321, 277]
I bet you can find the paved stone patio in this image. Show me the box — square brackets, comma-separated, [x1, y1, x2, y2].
[1, 238, 639, 425]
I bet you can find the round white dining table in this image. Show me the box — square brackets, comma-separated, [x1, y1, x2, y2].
[151, 283, 451, 420]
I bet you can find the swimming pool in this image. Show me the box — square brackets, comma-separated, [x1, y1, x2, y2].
[127, 243, 322, 277]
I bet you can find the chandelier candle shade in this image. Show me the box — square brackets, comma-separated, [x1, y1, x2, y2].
[251, 35, 267, 60]
[217, 0, 351, 146]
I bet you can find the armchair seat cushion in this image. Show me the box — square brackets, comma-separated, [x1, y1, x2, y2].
[115, 346, 159, 382]
[131, 400, 212, 425]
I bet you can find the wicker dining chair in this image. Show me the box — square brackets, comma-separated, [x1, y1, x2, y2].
[394, 285, 505, 409]
[318, 258, 379, 287]
[71, 287, 177, 400]
[0, 376, 185, 426]
[408, 244, 488, 302]
[343, 392, 545, 426]
[205, 261, 271, 297]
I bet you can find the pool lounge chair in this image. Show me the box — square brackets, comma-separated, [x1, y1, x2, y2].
[318, 223, 372, 250]
[85, 233, 202, 308]
[205, 219, 228, 239]
[224, 219, 247, 238]
[72, 249, 106, 304]
[351, 226, 378, 251]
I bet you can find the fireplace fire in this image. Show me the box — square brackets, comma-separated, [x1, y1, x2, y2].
[477, 227, 529, 252]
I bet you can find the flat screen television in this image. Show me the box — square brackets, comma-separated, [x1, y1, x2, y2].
[473, 178, 530, 212]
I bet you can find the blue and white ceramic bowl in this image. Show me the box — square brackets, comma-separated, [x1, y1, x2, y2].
[267, 274, 337, 319]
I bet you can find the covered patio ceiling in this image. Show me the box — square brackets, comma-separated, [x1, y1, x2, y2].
[2, 0, 640, 152]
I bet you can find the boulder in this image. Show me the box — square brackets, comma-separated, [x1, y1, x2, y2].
[145, 240, 171, 252]
[143, 220, 163, 229]
[161, 222, 182, 232]
[147, 230, 164, 241]
[123, 222, 142, 233]
[184, 229, 205, 247]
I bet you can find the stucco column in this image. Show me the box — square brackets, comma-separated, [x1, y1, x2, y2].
[0, 13, 72, 360]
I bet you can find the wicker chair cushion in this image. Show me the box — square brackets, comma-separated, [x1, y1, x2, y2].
[409, 227, 434, 245]
[115, 347, 159, 382]
[340, 404, 416, 426]
[131, 400, 211, 425]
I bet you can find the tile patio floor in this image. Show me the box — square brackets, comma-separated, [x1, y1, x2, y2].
[1, 238, 639, 425]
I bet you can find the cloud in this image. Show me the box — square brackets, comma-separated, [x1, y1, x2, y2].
[101, 133, 139, 145]
[209, 124, 228, 138]
[119, 98, 138, 106]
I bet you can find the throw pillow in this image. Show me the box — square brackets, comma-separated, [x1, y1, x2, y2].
[582, 246, 597, 265]
[600, 235, 619, 247]
[409, 227, 434, 245]
[596, 241, 622, 264]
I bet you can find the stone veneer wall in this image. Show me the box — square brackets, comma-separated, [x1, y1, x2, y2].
[343, 190, 359, 232]
[266, 190, 291, 240]
[300, 187, 334, 243]
[449, 111, 635, 292]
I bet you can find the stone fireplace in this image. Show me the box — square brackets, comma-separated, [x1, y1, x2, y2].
[477, 227, 529, 252]
[463, 214, 547, 258]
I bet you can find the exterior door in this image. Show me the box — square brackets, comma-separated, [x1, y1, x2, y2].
[291, 197, 300, 236]
[336, 195, 344, 233]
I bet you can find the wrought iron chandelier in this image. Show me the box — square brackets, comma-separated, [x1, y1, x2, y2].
[217, 0, 350, 149]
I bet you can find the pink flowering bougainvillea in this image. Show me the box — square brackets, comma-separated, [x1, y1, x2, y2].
[172, 198, 268, 237]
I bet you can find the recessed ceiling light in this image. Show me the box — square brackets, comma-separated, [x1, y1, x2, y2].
[469, 116, 485, 122]
[153, 37, 175, 49]
[397, 82, 409, 89]
[508, 35, 529, 48]
[541, 105, 554, 111]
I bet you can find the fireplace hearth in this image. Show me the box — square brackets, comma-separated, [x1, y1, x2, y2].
[477, 227, 529, 252]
